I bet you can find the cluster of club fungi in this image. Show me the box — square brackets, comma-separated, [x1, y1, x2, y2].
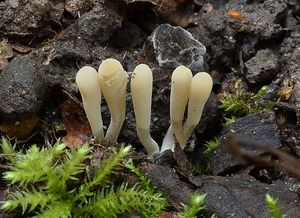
[76, 58, 213, 156]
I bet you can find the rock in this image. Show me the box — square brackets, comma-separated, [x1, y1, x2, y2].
[0, 53, 47, 117]
[139, 163, 195, 210]
[141, 163, 300, 218]
[189, 0, 287, 69]
[209, 110, 282, 175]
[195, 93, 222, 139]
[0, 0, 64, 39]
[200, 176, 300, 218]
[149, 24, 206, 72]
[41, 5, 125, 93]
[244, 49, 279, 84]
[240, 0, 285, 40]
[280, 32, 300, 123]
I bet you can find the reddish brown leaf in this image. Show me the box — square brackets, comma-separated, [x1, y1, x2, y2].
[0, 41, 13, 59]
[158, 211, 178, 218]
[11, 44, 32, 54]
[0, 58, 8, 70]
[61, 98, 92, 149]
[0, 115, 39, 139]
[227, 9, 245, 21]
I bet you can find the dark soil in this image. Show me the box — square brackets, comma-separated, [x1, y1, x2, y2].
[0, 0, 300, 217]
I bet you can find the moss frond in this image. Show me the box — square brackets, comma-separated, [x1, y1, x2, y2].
[0, 136, 14, 155]
[61, 144, 91, 183]
[3, 143, 166, 217]
[219, 94, 253, 116]
[123, 159, 151, 191]
[1, 189, 55, 213]
[4, 146, 51, 185]
[204, 137, 221, 156]
[36, 202, 72, 218]
[265, 194, 286, 218]
[178, 193, 206, 218]
[192, 165, 211, 176]
[219, 83, 270, 119]
[224, 116, 237, 126]
[85, 183, 166, 218]
[79, 145, 131, 198]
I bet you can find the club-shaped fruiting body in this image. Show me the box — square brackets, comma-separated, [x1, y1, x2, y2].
[98, 58, 128, 145]
[170, 66, 193, 147]
[161, 66, 193, 152]
[76, 66, 104, 142]
[76, 59, 212, 155]
[130, 64, 159, 155]
[162, 69, 213, 151]
[182, 72, 213, 149]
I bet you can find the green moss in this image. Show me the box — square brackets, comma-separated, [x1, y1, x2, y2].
[1, 140, 166, 218]
[204, 137, 221, 156]
[178, 193, 206, 218]
[265, 194, 286, 218]
[219, 83, 272, 119]
[192, 165, 211, 176]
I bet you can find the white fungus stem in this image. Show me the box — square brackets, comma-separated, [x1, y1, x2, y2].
[76, 66, 104, 142]
[161, 125, 175, 152]
[182, 72, 213, 149]
[98, 59, 128, 145]
[131, 64, 159, 155]
[170, 66, 193, 148]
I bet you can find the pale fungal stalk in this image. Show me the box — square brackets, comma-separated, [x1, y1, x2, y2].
[181, 72, 213, 149]
[98, 58, 128, 145]
[161, 125, 175, 152]
[170, 66, 193, 147]
[130, 64, 159, 155]
[162, 70, 213, 151]
[161, 66, 192, 152]
[76, 66, 104, 142]
[76, 59, 212, 155]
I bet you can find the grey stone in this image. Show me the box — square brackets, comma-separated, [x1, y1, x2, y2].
[0, 0, 64, 38]
[0, 53, 47, 116]
[200, 176, 300, 218]
[245, 49, 279, 84]
[150, 24, 206, 72]
[141, 163, 300, 218]
[210, 110, 282, 175]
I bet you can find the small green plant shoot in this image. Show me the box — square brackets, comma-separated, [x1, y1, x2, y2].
[178, 193, 207, 218]
[204, 137, 221, 156]
[265, 194, 286, 218]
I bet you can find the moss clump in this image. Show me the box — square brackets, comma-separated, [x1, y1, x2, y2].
[219, 81, 271, 120]
[0, 139, 166, 217]
[204, 137, 221, 156]
[178, 193, 207, 218]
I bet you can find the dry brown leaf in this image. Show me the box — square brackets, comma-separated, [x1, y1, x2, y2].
[158, 211, 178, 218]
[227, 9, 245, 21]
[0, 58, 8, 70]
[61, 98, 92, 149]
[0, 41, 13, 59]
[0, 115, 39, 139]
[278, 85, 294, 102]
[0, 40, 13, 70]
[11, 44, 32, 54]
